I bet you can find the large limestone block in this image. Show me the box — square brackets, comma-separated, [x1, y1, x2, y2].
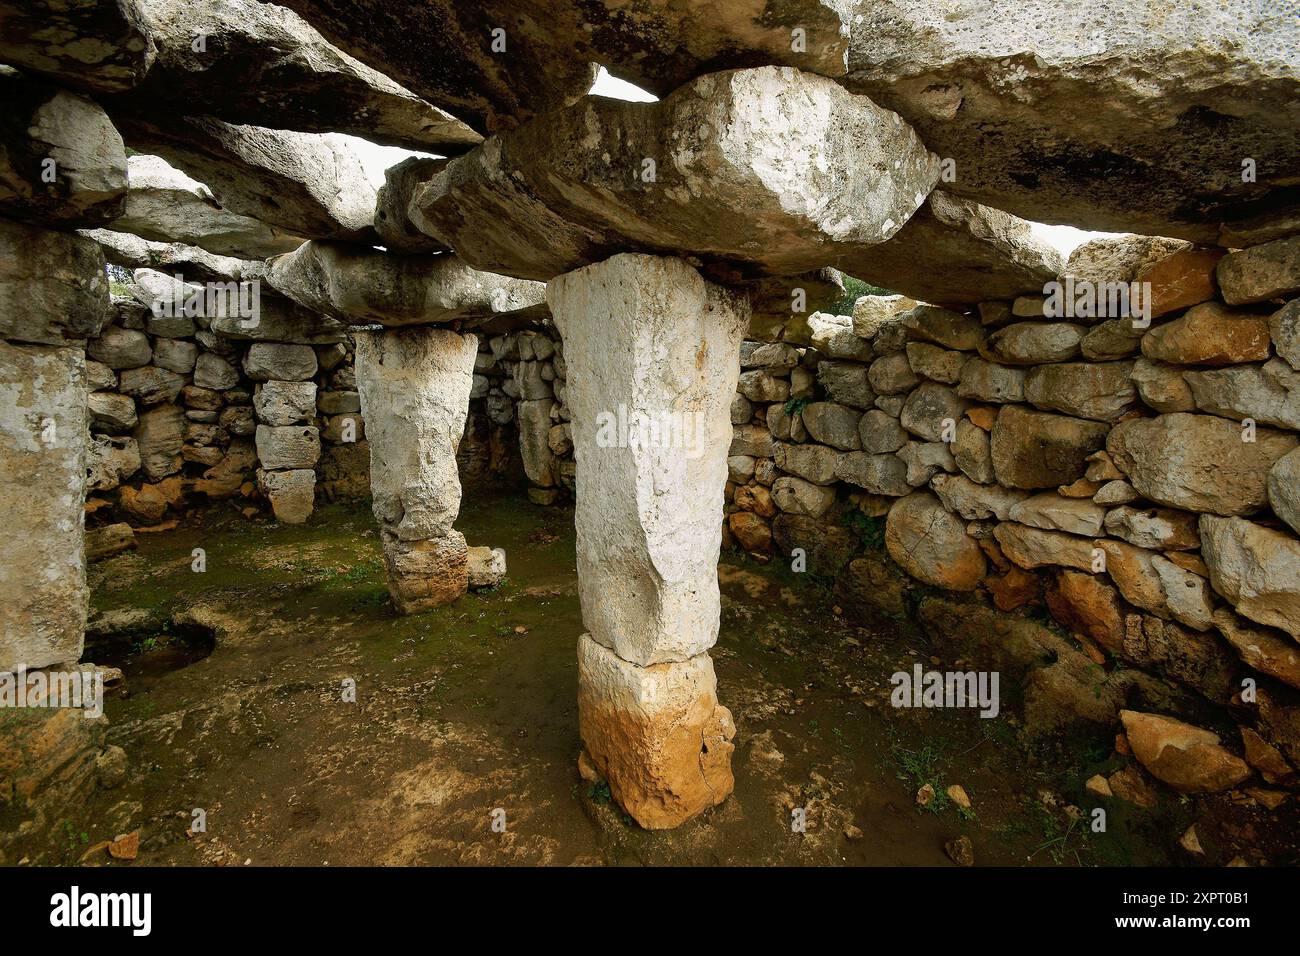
[113, 114, 378, 243]
[1108, 413, 1297, 516]
[243, 343, 318, 382]
[112, 0, 480, 153]
[840, 190, 1063, 303]
[1184, 359, 1300, 431]
[254, 424, 321, 470]
[132, 403, 184, 479]
[1120, 711, 1251, 793]
[256, 468, 316, 525]
[411, 67, 940, 281]
[105, 154, 304, 259]
[0, 69, 128, 227]
[1217, 236, 1300, 306]
[548, 254, 748, 666]
[354, 327, 477, 542]
[0, 0, 154, 93]
[0, 220, 111, 346]
[1023, 361, 1137, 423]
[266, 241, 546, 327]
[884, 491, 985, 590]
[0, 342, 88, 671]
[1141, 303, 1272, 366]
[844, 1, 1300, 243]
[209, 295, 347, 345]
[381, 530, 468, 615]
[254, 381, 317, 427]
[375, 157, 449, 254]
[577, 634, 734, 830]
[275, 0, 847, 134]
[990, 406, 1109, 490]
[1200, 516, 1300, 639]
[84, 228, 264, 283]
[1270, 449, 1300, 537]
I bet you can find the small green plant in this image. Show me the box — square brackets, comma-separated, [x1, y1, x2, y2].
[843, 509, 885, 550]
[783, 395, 811, 416]
[586, 781, 612, 804]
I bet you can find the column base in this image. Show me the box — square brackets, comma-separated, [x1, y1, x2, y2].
[381, 530, 468, 614]
[577, 633, 735, 829]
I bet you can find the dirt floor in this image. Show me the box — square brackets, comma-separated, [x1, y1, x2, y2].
[36, 487, 1298, 866]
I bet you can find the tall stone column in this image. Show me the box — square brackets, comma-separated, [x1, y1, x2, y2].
[548, 253, 748, 829]
[354, 326, 478, 614]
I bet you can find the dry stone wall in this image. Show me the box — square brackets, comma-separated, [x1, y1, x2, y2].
[717, 235, 1300, 793]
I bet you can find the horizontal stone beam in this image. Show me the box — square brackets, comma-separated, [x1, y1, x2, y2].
[838, 191, 1064, 304]
[844, 0, 1300, 244]
[0, 68, 128, 228]
[265, 241, 547, 328]
[410, 66, 940, 281]
[84, 228, 262, 283]
[275, 0, 849, 134]
[111, 113, 379, 244]
[105, 154, 304, 260]
[0, 0, 155, 93]
[105, 0, 480, 153]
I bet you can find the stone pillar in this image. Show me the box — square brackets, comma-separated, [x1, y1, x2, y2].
[548, 253, 747, 828]
[354, 326, 477, 613]
[0, 339, 90, 672]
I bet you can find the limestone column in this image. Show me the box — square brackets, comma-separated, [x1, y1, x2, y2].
[0, 339, 90, 672]
[354, 326, 477, 613]
[547, 253, 748, 829]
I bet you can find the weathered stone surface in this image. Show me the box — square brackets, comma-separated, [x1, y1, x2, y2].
[517, 399, 556, 488]
[772, 476, 837, 516]
[277, 0, 847, 135]
[956, 358, 1025, 404]
[899, 382, 966, 443]
[1270, 449, 1300, 537]
[1103, 506, 1200, 552]
[466, 546, 507, 589]
[844, 3, 1300, 242]
[993, 522, 1095, 571]
[254, 424, 321, 470]
[381, 531, 468, 614]
[897, 440, 955, 486]
[801, 402, 862, 451]
[1217, 236, 1300, 306]
[88, 392, 137, 434]
[151, 337, 196, 374]
[991, 406, 1109, 490]
[853, 294, 917, 339]
[1142, 303, 1272, 366]
[1200, 516, 1300, 639]
[118, 365, 184, 405]
[1270, 299, 1300, 372]
[884, 491, 985, 590]
[952, 419, 994, 482]
[267, 241, 547, 328]
[209, 295, 347, 345]
[858, 409, 907, 454]
[105, 154, 304, 260]
[85, 228, 258, 283]
[0, 69, 127, 226]
[1120, 711, 1251, 794]
[980, 322, 1085, 366]
[0, 0, 154, 93]
[834, 451, 911, 497]
[930, 474, 1026, 521]
[1008, 493, 1105, 537]
[253, 381, 317, 427]
[411, 67, 940, 281]
[868, 352, 920, 395]
[375, 157, 449, 254]
[110, 0, 479, 153]
[1023, 361, 1136, 423]
[1138, 247, 1224, 318]
[1063, 236, 1193, 287]
[1213, 608, 1300, 692]
[86, 434, 139, 492]
[771, 514, 856, 574]
[0, 220, 111, 346]
[1080, 320, 1143, 361]
[132, 403, 183, 479]
[1184, 359, 1300, 430]
[1108, 413, 1297, 516]
[906, 342, 966, 384]
[549, 255, 747, 666]
[577, 634, 734, 830]
[0, 342, 88, 671]
[243, 343, 318, 382]
[192, 353, 239, 391]
[1131, 358, 1194, 413]
[114, 114, 378, 243]
[257, 468, 316, 525]
[844, 191, 1063, 303]
[774, 443, 838, 486]
[1045, 570, 1126, 653]
[737, 369, 790, 404]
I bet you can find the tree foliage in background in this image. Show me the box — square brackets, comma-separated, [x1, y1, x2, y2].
[830, 275, 893, 316]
